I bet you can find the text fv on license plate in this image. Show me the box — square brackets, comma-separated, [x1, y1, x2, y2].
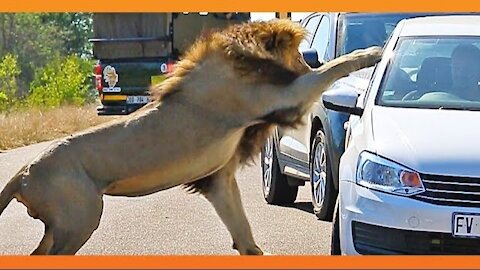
[127, 96, 149, 104]
[452, 213, 480, 238]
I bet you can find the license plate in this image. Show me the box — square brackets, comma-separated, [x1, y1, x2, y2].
[452, 213, 480, 238]
[126, 96, 149, 104]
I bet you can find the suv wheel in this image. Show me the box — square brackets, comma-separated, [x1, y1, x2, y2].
[261, 137, 298, 205]
[310, 129, 337, 220]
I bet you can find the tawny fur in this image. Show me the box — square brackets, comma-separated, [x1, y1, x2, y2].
[152, 20, 310, 169]
[0, 19, 382, 255]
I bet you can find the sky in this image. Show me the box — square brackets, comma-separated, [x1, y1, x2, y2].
[250, 12, 312, 22]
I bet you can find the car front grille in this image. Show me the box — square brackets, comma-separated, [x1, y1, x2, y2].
[352, 221, 480, 255]
[414, 173, 480, 207]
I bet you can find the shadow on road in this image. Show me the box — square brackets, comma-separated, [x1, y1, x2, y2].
[278, 201, 314, 215]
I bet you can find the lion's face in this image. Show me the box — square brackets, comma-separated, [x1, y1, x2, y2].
[259, 20, 311, 75]
[274, 46, 311, 75]
[217, 20, 310, 76]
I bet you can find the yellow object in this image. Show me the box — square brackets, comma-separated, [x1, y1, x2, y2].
[151, 74, 167, 85]
[102, 95, 127, 101]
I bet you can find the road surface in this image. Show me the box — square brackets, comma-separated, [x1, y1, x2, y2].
[0, 141, 332, 255]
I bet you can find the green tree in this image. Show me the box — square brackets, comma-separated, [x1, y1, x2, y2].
[28, 55, 93, 108]
[40, 13, 93, 57]
[0, 13, 93, 95]
[0, 14, 64, 94]
[0, 54, 20, 111]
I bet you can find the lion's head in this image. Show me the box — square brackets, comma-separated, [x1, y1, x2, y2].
[217, 19, 310, 76]
[151, 19, 310, 101]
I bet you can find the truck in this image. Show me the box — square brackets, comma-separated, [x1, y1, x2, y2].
[90, 13, 250, 115]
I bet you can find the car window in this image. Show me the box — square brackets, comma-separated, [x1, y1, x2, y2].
[377, 36, 480, 110]
[337, 13, 441, 57]
[299, 15, 321, 50]
[311, 16, 330, 61]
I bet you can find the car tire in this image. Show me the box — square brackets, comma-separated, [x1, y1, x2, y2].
[261, 136, 298, 205]
[330, 198, 341, 255]
[310, 129, 337, 221]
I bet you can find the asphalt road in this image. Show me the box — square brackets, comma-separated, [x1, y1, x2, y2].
[0, 141, 332, 255]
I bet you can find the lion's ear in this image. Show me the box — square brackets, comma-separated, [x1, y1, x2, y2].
[264, 31, 293, 52]
[264, 21, 307, 52]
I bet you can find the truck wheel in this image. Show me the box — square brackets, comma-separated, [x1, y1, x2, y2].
[310, 129, 337, 221]
[261, 137, 298, 205]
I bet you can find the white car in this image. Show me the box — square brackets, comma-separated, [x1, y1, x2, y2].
[323, 15, 480, 255]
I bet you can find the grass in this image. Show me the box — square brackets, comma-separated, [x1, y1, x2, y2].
[0, 105, 117, 151]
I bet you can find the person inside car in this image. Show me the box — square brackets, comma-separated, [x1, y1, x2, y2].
[450, 44, 480, 101]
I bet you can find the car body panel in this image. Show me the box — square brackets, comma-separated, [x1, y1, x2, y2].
[339, 181, 480, 255]
[400, 15, 480, 37]
[372, 106, 480, 177]
[337, 15, 480, 254]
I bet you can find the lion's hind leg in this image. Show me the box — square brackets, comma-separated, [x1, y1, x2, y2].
[22, 174, 104, 255]
[46, 194, 103, 255]
[29, 194, 103, 255]
[31, 225, 54, 255]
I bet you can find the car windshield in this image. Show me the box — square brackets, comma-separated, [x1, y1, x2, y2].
[377, 36, 480, 110]
[337, 13, 441, 56]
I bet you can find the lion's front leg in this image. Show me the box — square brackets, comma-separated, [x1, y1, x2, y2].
[206, 174, 262, 255]
[254, 46, 383, 120]
[190, 159, 263, 255]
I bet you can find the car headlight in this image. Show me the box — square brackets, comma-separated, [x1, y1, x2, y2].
[356, 151, 425, 196]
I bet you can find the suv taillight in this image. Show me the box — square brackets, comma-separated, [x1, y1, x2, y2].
[94, 63, 103, 92]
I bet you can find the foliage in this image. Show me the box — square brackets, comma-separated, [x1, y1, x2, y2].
[0, 54, 20, 111]
[39, 13, 93, 57]
[0, 13, 93, 95]
[0, 13, 94, 111]
[28, 55, 94, 107]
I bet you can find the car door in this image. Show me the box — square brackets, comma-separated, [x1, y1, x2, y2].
[278, 14, 332, 163]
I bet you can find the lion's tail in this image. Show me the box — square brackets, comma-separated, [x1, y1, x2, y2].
[0, 169, 22, 216]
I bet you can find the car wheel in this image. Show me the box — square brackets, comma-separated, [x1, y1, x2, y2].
[261, 136, 298, 205]
[310, 129, 337, 221]
[330, 198, 341, 255]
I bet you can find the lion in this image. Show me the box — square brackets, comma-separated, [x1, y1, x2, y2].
[0, 19, 381, 255]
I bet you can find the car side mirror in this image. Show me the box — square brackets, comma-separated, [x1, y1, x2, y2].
[301, 49, 322, 68]
[322, 88, 363, 116]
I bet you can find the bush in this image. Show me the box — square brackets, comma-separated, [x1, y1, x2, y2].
[28, 55, 94, 108]
[0, 54, 20, 111]
[0, 92, 8, 109]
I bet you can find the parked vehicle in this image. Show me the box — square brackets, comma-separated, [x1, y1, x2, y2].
[261, 12, 445, 220]
[91, 13, 249, 115]
[324, 15, 480, 254]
